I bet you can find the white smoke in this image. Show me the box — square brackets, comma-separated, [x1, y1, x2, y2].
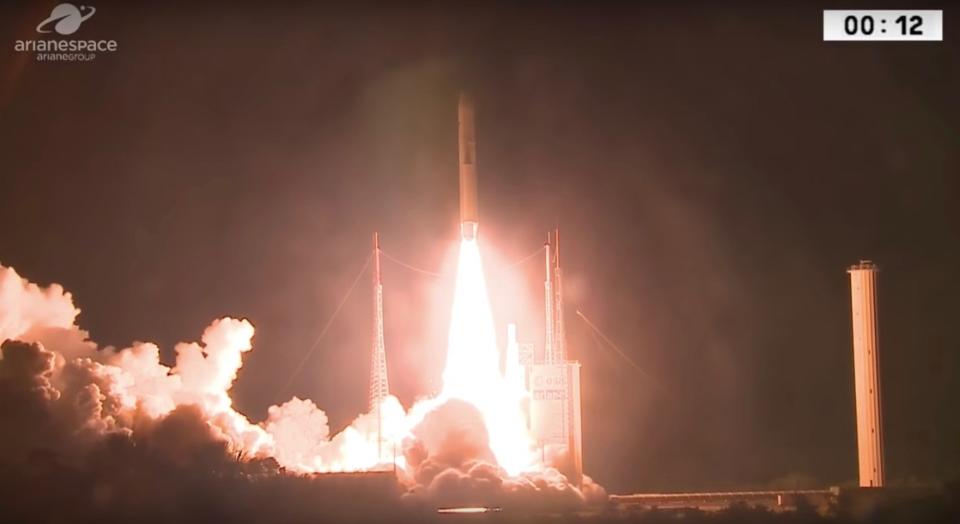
[0, 265, 78, 340]
[264, 394, 408, 473]
[0, 263, 605, 509]
[0, 263, 273, 458]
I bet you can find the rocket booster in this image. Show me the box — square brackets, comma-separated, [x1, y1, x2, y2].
[459, 92, 479, 240]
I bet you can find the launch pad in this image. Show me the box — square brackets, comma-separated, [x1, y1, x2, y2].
[357, 94, 892, 507]
[611, 488, 839, 514]
[362, 93, 889, 504]
[364, 94, 586, 484]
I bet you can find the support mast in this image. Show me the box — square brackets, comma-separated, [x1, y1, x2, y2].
[370, 232, 389, 461]
[553, 228, 567, 362]
[544, 233, 556, 363]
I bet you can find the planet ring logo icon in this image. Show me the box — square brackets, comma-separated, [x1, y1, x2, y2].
[36, 3, 96, 36]
[15, 1, 116, 62]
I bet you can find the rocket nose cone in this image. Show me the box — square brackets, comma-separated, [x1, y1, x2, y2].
[459, 92, 475, 117]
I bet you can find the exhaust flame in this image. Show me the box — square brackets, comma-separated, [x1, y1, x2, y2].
[263, 238, 537, 477]
[439, 238, 535, 475]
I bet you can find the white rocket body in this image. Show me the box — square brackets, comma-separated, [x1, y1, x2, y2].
[459, 93, 479, 240]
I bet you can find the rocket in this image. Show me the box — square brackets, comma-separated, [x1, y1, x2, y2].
[459, 92, 479, 240]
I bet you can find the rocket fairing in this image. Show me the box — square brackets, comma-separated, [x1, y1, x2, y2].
[459, 92, 479, 240]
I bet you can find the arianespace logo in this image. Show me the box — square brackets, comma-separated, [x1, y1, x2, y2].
[37, 3, 96, 35]
[14, 3, 117, 62]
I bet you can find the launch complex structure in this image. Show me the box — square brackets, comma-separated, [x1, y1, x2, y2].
[361, 93, 886, 507]
[528, 228, 584, 485]
[365, 93, 584, 484]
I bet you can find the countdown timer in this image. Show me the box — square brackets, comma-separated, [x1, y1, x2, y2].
[824, 10, 943, 41]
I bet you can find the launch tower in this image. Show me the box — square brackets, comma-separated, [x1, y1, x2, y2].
[529, 230, 583, 486]
[370, 232, 390, 461]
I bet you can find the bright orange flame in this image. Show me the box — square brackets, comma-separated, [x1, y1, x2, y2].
[440, 238, 534, 475]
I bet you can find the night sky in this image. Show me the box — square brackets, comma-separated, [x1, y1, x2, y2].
[1, 1, 958, 494]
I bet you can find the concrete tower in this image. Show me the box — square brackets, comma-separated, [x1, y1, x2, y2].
[370, 233, 389, 460]
[848, 260, 885, 488]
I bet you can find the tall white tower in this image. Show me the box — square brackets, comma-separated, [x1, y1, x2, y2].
[370, 233, 389, 460]
[848, 260, 885, 488]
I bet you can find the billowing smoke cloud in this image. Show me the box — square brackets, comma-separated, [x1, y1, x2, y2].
[400, 398, 606, 511]
[0, 263, 272, 461]
[0, 263, 604, 520]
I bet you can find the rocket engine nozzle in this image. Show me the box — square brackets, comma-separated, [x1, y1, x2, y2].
[461, 222, 478, 241]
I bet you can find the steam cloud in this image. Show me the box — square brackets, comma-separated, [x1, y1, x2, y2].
[0, 263, 604, 520]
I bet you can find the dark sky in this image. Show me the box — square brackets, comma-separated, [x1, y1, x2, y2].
[1, 1, 958, 493]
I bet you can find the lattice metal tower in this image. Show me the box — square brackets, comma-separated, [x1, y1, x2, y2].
[369, 232, 389, 459]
